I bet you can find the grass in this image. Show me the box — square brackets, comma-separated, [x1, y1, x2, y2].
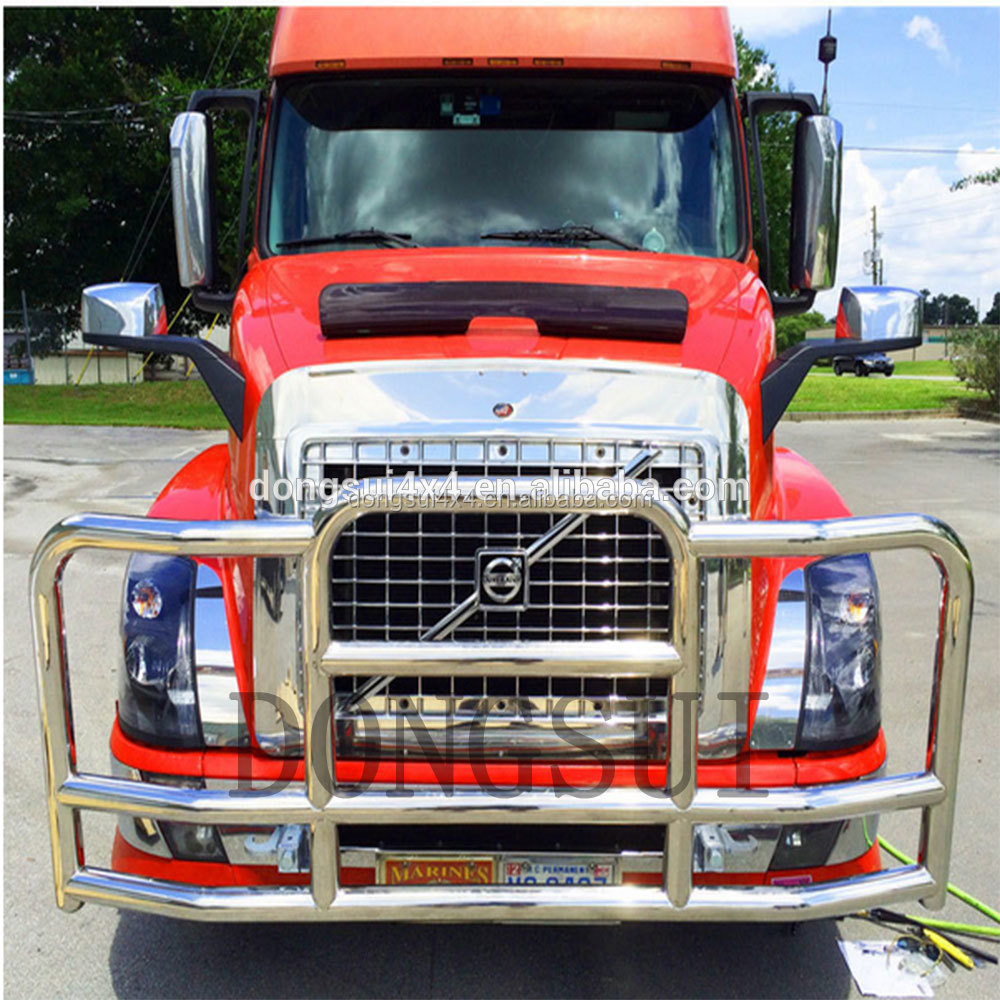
[3, 366, 989, 428]
[788, 372, 985, 413]
[890, 359, 956, 376]
[3, 380, 227, 430]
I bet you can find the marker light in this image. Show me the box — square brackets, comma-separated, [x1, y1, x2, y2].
[130, 579, 163, 619]
[840, 592, 874, 626]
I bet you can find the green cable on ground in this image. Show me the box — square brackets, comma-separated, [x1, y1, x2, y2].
[907, 915, 1000, 940]
[878, 835, 1000, 926]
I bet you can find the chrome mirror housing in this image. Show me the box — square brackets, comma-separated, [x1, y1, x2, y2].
[836, 286, 924, 344]
[81, 282, 166, 337]
[789, 115, 843, 292]
[170, 111, 212, 288]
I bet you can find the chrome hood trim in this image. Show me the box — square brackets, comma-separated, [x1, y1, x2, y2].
[255, 358, 749, 515]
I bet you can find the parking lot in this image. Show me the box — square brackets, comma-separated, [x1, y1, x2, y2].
[4, 418, 999, 999]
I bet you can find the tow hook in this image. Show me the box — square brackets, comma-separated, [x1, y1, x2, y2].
[244, 825, 311, 872]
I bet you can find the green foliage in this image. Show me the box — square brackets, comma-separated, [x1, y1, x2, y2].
[920, 290, 979, 326]
[774, 310, 828, 354]
[983, 292, 1000, 325]
[950, 166, 1000, 192]
[3, 8, 276, 337]
[948, 326, 1000, 411]
[734, 30, 797, 297]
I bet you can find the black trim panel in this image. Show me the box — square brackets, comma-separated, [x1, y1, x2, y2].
[318, 281, 688, 342]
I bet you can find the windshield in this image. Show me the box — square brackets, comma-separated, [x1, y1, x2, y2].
[265, 74, 743, 258]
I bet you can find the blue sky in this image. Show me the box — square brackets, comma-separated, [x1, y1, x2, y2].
[730, 3, 1000, 318]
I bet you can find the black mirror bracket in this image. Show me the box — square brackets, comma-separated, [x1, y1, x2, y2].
[83, 332, 246, 438]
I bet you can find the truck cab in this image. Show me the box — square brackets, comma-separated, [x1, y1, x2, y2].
[33, 7, 972, 922]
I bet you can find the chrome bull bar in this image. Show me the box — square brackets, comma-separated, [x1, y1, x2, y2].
[30, 485, 973, 921]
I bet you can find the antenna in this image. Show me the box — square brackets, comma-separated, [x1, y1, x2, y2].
[818, 9, 837, 115]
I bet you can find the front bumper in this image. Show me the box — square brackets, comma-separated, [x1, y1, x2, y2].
[31, 489, 972, 922]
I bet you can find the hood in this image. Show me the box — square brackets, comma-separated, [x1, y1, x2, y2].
[232, 247, 770, 431]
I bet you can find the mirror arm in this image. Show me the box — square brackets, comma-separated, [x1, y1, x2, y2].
[760, 334, 920, 442]
[773, 289, 816, 318]
[83, 332, 245, 438]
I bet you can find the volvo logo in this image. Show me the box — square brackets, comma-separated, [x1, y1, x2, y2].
[493, 402, 514, 419]
[476, 549, 527, 608]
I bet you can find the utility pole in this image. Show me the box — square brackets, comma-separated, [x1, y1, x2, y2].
[866, 205, 883, 286]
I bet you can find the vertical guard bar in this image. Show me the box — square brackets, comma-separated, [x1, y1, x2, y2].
[311, 820, 339, 909]
[918, 559, 973, 908]
[688, 514, 974, 910]
[32, 581, 84, 911]
[28, 514, 314, 912]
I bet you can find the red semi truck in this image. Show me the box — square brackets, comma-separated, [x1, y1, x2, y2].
[33, 7, 972, 922]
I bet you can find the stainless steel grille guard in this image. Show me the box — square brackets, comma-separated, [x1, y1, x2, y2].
[30, 485, 973, 922]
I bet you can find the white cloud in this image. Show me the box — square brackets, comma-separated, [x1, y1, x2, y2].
[955, 142, 1000, 179]
[814, 147, 1000, 320]
[903, 15, 952, 66]
[730, 6, 829, 40]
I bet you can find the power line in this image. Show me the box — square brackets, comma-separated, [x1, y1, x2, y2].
[4, 95, 188, 119]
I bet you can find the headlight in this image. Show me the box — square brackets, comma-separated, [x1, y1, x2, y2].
[798, 554, 881, 750]
[120, 555, 202, 748]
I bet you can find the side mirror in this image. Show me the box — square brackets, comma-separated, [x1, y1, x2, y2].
[742, 93, 843, 316]
[81, 282, 167, 338]
[169, 112, 214, 290]
[81, 280, 246, 438]
[835, 286, 923, 345]
[760, 285, 924, 440]
[168, 90, 262, 314]
[789, 115, 842, 293]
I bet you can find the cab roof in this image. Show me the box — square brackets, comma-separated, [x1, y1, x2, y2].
[269, 6, 736, 78]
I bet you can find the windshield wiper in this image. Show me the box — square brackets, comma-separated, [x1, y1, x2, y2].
[277, 228, 419, 249]
[481, 224, 642, 251]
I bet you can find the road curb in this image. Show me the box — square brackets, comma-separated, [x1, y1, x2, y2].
[785, 409, 959, 422]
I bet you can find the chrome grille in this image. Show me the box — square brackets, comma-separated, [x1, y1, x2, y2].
[300, 438, 702, 759]
[300, 438, 703, 642]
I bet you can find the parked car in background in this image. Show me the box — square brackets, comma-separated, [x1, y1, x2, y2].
[834, 351, 895, 376]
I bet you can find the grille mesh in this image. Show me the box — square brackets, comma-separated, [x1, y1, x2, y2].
[301, 438, 701, 729]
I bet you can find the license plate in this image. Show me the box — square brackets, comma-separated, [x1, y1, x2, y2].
[380, 856, 495, 886]
[503, 857, 619, 885]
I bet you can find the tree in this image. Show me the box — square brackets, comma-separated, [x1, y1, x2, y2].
[950, 327, 1000, 412]
[774, 310, 828, 354]
[921, 290, 978, 326]
[950, 166, 1000, 192]
[983, 292, 1000, 326]
[3, 8, 275, 337]
[734, 30, 798, 298]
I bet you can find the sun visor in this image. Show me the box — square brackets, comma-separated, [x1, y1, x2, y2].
[318, 281, 688, 342]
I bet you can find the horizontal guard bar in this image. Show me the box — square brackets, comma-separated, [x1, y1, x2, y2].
[321, 640, 683, 677]
[66, 865, 935, 923]
[58, 771, 944, 826]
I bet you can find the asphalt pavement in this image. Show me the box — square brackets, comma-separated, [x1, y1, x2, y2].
[4, 418, 998, 999]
